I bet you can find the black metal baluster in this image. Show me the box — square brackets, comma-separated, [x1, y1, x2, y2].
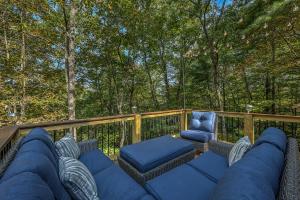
[107, 124, 110, 156]
[100, 125, 103, 151]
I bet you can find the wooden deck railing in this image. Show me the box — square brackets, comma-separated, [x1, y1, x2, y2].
[0, 109, 299, 159]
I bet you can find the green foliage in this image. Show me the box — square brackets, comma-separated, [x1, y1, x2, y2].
[0, 0, 299, 126]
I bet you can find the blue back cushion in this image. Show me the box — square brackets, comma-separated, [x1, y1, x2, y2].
[210, 162, 275, 200]
[21, 128, 58, 159]
[0, 172, 55, 200]
[211, 142, 285, 199]
[244, 143, 284, 193]
[254, 127, 287, 153]
[18, 140, 58, 169]
[189, 112, 216, 133]
[1, 151, 71, 200]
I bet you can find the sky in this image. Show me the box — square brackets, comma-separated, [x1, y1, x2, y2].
[217, 0, 233, 7]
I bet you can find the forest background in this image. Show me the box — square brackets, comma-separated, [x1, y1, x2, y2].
[0, 0, 299, 126]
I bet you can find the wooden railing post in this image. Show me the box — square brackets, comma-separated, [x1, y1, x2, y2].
[132, 114, 141, 143]
[244, 114, 254, 144]
[180, 110, 188, 131]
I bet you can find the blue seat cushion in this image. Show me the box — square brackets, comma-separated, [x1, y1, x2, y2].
[93, 165, 153, 200]
[0, 172, 55, 200]
[146, 164, 216, 200]
[180, 130, 213, 142]
[187, 150, 228, 183]
[18, 140, 58, 169]
[79, 149, 114, 175]
[253, 127, 287, 153]
[21, 128, 58, 159]
[120, 135, 193, 173]
[1, 151, 71, 200]
[243, 143, 284, 193]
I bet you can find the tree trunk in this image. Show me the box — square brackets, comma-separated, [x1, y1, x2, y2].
[241, 65, 252, 102]
[143, 49, 159, 110]
[20, 9, 27, 122]
[4, 27, 10, 65]
[271, 38, 276, 114]
[176, 53, 184, 107]
[64, 0, 78, 138]
[159, 38, 170, 107]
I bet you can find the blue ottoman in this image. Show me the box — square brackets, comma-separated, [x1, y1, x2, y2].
[118, 135, 195, 185]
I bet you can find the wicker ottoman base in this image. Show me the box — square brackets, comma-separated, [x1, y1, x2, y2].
[118, 149, 195, 185]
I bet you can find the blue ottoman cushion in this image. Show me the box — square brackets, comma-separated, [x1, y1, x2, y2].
[79, 149, 114, 175]
[187, 150, 228, 183]
[93, 165, 154, 200]
[0, 172, 55, 200]
[120, 135, 193, 173]
[180, 130, 213, 142]
[253, 127, 287, 153]
[146, 164, 216, 200]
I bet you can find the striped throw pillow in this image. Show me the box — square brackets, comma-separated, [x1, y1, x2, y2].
[55, 134, 80, 159]
[59, 157, 99, 200]
[228, 136, 251, 166]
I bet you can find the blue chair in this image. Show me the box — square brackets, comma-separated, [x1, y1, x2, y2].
[180, 111, 217, 152]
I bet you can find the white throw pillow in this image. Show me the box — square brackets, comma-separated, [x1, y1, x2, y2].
[228, 136, 251, 166]
[55, 134, 80, 159]
[59, 157, 99, 200]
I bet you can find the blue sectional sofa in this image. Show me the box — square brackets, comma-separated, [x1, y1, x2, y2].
[0, 128, 155, 200]
[146, 127, 290, 200]
[0, 127, 299, 200]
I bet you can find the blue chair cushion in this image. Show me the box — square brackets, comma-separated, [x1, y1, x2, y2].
[253, 127, 287, 153]
[0, 172, 55, 200]
[146, 164, 216, 200]
[187, 150, 228, 183]
[120, 135, 193, 173]
[18, 140, 58, 169]
[243, 143, 284, 193]
[79, 149, 114, 175]
[180, 130, 213, 142]
[189, 112, 216, 133]
[93, 165, 153, 200]
[21, 128, 58, 159]
[1, 151, 71, 200]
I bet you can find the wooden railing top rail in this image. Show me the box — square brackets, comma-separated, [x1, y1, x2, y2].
[252, 113, 300, 123]
[18, 110, 187, 131]
[1, 109, 299, 147]
[141, 110, 184, 119]
[19, 114, 136, 132]
[0, 126, 19, 153]
[191, 109, 300, 123]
